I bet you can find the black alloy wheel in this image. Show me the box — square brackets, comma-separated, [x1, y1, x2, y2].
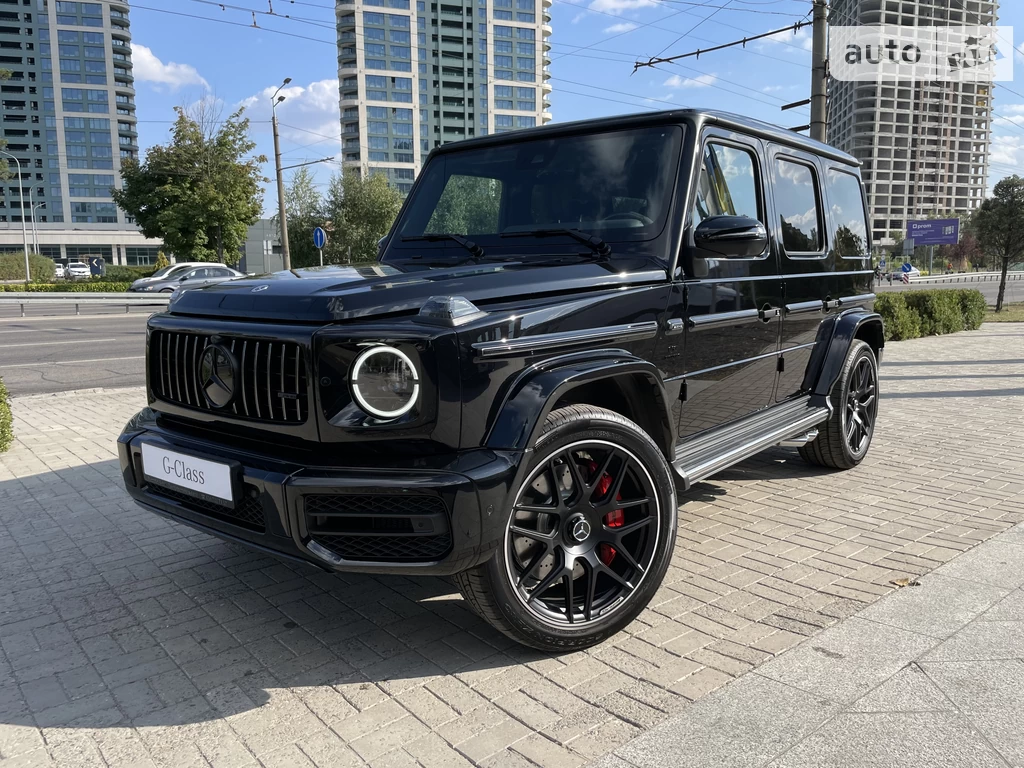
[799, 340, 879, 470]
[505, 439, 659, 627]
[454, 405, 678, 651]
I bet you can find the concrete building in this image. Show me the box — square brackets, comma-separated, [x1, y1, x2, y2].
[827, 0, 996, 247]
[335, 0, 552, 193]
[0, 0, 162, 265]
[239, 218, 283, 274]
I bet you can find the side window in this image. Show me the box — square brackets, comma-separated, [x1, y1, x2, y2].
[774, 157, 823, 255]
[693, 143, 761, 224]
[827, 168, 870, 258]
[425, 174, 503, 235]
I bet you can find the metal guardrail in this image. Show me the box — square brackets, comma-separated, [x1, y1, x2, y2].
[907, 271, 1024, 284]
[0, 292, 171, 316]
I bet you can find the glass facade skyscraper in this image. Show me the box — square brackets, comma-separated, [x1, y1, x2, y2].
[336, 0, 551, 193]
[0, 0, 162, 265]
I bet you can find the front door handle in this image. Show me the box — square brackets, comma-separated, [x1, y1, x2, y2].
[823, 298, 841, 312]
[759, 306, 781, 322]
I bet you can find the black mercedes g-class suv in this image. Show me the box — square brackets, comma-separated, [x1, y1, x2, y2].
[119, 109, 882, 650]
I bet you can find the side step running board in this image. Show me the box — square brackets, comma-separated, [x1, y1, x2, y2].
[673, 399, 830, 488]
[779, 428, 819, 447]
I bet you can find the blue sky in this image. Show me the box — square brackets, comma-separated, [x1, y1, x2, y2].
[129, 0, 1024, 217]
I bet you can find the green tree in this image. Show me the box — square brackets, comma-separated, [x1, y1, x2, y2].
[112, 105, 267, 261]
[278, 167, 326, 269]
[330, 170, 402, 263]
[425, 175, 501, 236]
[154, 251, 170, 271]
[974, 175, 1024, 311]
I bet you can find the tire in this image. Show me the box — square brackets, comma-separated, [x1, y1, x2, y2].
[160, 288, 174, 293]
[799, 339, 878, 470]
[454, 405, 678, 651]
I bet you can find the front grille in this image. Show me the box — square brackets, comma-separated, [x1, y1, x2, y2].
[304, 494, 452, 563]
[146, 481, 266, 532]
[151, 331, 307, 424]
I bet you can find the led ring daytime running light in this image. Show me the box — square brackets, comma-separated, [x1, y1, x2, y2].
[350, 346, 420, 419]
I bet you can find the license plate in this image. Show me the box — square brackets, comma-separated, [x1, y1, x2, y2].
[141, 443, 234, 505]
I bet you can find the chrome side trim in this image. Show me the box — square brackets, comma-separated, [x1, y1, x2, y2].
[681, 269, 873, 286]
[785, 300, 823, 316]
[779, 428, 818, 447]
[473, 321, 659, 359]
[688, 309, 760, 331]
[839, 293, 876, 306]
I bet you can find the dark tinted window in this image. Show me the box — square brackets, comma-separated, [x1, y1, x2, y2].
[693, 143, 761, 224]
[391, 125, 684, 256]
[774, 157, 822, 254]
[827, 169, 869, 258]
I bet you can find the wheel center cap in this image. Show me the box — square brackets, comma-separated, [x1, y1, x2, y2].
[568, 515, 592, 543]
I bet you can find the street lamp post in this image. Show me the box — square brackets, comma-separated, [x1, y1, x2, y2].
[271, 78, 292, 271]
[31, 202, 45, 254]
[0, 149, 31, 285]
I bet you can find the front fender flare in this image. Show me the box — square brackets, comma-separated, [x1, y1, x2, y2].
[484, 350, 675, 458]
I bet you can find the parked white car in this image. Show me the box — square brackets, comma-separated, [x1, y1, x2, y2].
[65, 262, 91, 279]
[54, 263, 67, 280]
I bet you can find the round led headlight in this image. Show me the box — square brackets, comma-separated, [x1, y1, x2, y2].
[350, 346, 420, 419]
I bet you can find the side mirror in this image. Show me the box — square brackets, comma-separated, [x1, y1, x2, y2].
[694, 215, 768, 258]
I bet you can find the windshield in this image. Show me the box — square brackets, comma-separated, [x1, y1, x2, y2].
[388, 125, 684, 261]
[149, 265, 179, 279]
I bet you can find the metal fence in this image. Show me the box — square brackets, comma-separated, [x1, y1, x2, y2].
[908, 271, 1024, 285]
[0, 292, 171, 317]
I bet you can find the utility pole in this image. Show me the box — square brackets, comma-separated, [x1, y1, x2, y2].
[1, 149, 31, 284]
[810, 0, 828, 143]
[271, 78, 292, 271]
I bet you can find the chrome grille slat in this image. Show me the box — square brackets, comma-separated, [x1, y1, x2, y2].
[151, 331, 306, 425]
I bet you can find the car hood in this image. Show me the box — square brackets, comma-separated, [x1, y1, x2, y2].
[166, 261, 667, 323]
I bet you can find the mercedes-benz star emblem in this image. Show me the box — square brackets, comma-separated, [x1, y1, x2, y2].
[251, 285, 269, 293]
[199, 344, 237, 409]
[571, 518, 592, 543]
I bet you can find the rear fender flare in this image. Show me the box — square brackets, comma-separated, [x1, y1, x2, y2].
[804, 310, 884, 398]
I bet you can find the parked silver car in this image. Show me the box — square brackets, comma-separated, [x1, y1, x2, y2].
[128, 262, 229, 292]
[133, 266, 245, 293]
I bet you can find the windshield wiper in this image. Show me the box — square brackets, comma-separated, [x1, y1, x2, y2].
[401, 233, 485, 259]
[500, 228, 611, 257]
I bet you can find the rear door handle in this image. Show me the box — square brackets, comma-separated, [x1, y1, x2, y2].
[759, 306, 781, 322]
[823, 299, 841, 311]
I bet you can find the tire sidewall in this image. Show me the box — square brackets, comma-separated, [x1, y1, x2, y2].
[484, 409, 678, 650]
[836, 341, 877, 464]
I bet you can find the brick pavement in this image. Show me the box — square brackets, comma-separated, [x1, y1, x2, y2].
[0, 324, 1022, 767]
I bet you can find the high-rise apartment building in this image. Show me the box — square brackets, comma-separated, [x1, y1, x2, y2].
[828, 0, 995, 247]
[336, 0, 551, 194]
[0, 0, 162, 265]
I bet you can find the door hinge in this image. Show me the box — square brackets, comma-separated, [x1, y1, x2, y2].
[678, 379, 688, 402]
[777, 356, 785, 373]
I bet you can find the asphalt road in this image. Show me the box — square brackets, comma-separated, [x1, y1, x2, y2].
[876, 276, 1024, 305]
[0, 311, 151, 396]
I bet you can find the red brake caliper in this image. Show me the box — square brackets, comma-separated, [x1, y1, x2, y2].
[588, 461, 624, 566]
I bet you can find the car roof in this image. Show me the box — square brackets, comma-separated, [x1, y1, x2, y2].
[432, 107, 859, 167]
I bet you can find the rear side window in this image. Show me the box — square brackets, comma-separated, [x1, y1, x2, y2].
[827, 169, 870, 258]
[693, 143, 761, 224]
[774, 157, 822, 255]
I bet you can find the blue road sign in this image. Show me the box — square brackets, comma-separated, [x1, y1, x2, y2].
[907, 218, 959, 246]
[313, 226, 328, 250]
[901, 262, 913, 273]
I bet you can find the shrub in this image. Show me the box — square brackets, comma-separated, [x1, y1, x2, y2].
[0, 282, 133, 292]
[954, 289, 987, 330]
[903, 290, 966, 336]
[0, 252, 57, 282]
[875, 293, 921, 341]
[94, 265, 155, 283]
[0, 376, 12, 453]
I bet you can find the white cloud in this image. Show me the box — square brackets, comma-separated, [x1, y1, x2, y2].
[991, 135, 1024, 168]
[664, 73, 717, 89]
[762, 85, 785, 93]
[589, 0, 657, 15]
[603, 22, 638, 34]
[131, 44, 208, 90]
[238, 79, 342, 147]
[571, 11, 587, 23]
[756, 26, 813, 55]
[992, 103, 1024, 131]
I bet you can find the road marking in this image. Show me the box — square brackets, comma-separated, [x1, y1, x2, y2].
[1, 355, 145, 368]
[3, 328, 87, 333]
[2, 338, 118, 348]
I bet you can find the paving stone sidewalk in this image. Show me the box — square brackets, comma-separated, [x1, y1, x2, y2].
[0, 324, 1022, 767]
[594, 519, 1024, 768]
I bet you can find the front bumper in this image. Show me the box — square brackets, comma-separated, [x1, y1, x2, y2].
[118, 409, 521, 575]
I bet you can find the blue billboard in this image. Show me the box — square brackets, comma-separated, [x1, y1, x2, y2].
[907, 218, 959, 246]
